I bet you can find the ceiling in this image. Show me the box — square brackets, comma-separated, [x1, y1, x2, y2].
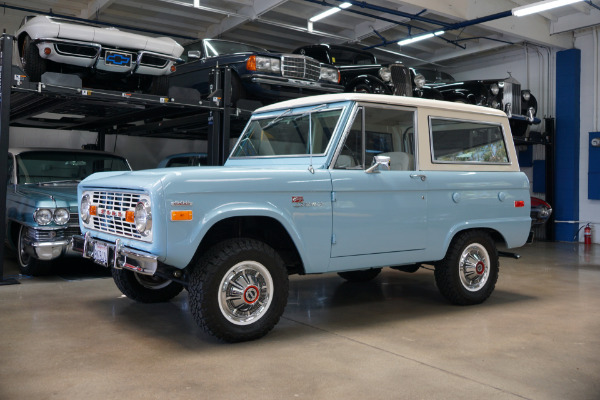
[4, 0, 600, 66]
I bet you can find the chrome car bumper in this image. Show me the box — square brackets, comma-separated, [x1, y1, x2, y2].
[72, 233, 158, 275]
[22, 228, 80, 260]
[250, 75, 344, 92]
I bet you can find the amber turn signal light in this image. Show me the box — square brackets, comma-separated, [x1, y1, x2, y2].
[44, 47, 51, 55]
[90, 205, 97, 216]
[246, 55, 257, 71]
[171, 210, 193, 221]
[125, 210, 135, 223]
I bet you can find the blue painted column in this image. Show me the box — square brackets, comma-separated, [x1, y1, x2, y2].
[554, 49, 581, 241]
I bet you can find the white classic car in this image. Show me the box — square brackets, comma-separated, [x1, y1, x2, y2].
[16, 15, 184, 93]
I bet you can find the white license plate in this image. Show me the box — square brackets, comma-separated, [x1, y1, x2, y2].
[93, 242, 109, 266]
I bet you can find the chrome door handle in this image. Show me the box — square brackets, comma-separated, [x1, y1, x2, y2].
[410, 174, 427, 181]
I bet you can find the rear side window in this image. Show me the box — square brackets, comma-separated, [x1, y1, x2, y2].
[430, 118, 509, 164]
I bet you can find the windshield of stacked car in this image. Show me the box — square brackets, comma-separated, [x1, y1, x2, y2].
[415, 69, 455, 84]
[183, 39, 267, 61]
[329, 47, 376, 65]
[15, 151, 130, 184]
[231, 106, 344, 157]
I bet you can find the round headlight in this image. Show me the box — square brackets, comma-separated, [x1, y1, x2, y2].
[522, 90, 531, 101]
[413, 73, 425, 89]
[134, 200, 152, 236]
[490, 83, 500, 96]
[379, 67, 391, 82]
[34, 209, 53, 225]
[81, 194, 91, 224]
[54, 208, 70, 225]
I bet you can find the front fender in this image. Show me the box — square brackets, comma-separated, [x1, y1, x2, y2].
[346, 75, 392, 94]
[164, 201, 313, 270]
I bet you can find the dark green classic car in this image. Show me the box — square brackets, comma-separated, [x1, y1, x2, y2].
[5, 148, 131, 275]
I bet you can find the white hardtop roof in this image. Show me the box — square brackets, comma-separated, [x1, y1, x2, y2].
[255, 93, 508, 118]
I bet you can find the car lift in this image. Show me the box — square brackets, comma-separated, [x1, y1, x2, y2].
[0, 33, 255, 284]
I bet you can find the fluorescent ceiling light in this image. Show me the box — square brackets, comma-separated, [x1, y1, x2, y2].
[397, 31, 444, 46]
[512, 0, 584, 17]
[310, 2, 352, 22]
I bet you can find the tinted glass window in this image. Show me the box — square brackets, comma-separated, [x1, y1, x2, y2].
[430, 118, 508, 163]
[335, 106, 415, 170]
[329, 48, 375, 65]
[15, 151, 130, 184]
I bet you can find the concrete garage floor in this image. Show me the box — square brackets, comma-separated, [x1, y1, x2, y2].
[0, 242, 599, 400]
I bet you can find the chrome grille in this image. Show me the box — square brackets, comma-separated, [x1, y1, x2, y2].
[390, 64, 412, 97]
[503, 81, 521, 114]
[27, 226, 80, 241]
[282, 55, 321, 81]
[90, 191, 144, 239]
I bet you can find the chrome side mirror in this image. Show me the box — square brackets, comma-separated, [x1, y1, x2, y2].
[188, 50, 201, 59]
[526, 107, 535, 122]
[366, 155, 390, 174]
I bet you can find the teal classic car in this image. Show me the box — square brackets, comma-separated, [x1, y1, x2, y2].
[5, 148, 131, 275]
[73, 93, 531, 342]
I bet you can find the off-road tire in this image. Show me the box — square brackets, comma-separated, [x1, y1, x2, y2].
[434, 230, 499, 305]
[338, 268, 382, 282]
[21, 35, 46, 82]
[189, 238, 289, 343]
[112, 268, 183, 303]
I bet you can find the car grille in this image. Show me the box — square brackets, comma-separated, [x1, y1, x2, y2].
[89, 190, 145, 240]
[27, 225, 80, 241]
[282, 55, 321, 81]
[390, 64, 412, 97]
[140, 54, 169, 68]
[503, 81, 521, 114]
[55, 43, 98, 58]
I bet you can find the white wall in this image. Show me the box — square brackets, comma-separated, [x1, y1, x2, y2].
[8, 127, 209, 170]
[576, 28, 600, 243]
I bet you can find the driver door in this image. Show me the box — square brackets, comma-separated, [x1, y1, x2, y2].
[330, 105, 428, 261]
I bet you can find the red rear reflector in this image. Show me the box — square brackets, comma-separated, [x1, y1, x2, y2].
[514, 200, 525, 208]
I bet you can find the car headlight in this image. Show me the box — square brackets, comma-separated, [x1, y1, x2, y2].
[522, 90, 531, 101]
[320, 66, 339, 83]
[134, 200, 152, 236]
[81, 194, 91, 224]
[379, 67, 391, 82]
[254, 56, 281, 73]
[413, 73, 425, 89]
[34, 209, 53, 225]
[54, 208, 70, 225]
[490, 83, 500, 96]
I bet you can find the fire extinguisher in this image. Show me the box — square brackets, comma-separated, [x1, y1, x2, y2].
[584, 224, 592, 246]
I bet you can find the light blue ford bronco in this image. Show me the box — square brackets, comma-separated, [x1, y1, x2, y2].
[73, 93, 531, 342]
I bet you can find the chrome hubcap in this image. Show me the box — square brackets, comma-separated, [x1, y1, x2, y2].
[458, 243, 490, 292]
[218, 261, 273, 325]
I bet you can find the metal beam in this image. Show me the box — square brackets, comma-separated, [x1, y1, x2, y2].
[551, 8, 600, 34]
[205, 0, 289, 38]
[80, 0, 115, 19]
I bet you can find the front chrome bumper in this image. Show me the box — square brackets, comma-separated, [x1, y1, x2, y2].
[72, 233, 158, 275]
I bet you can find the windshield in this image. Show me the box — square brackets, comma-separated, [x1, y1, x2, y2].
[231, 107, 344, 157]
[414, 69, 455, 84]
[15, 151, 130, 184]
[329, 47, 376, 65]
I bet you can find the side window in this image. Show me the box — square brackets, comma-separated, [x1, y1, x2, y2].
[6, 155, 13, 184]
[430, 118, 508, 163]
[334, 106, 416, 171]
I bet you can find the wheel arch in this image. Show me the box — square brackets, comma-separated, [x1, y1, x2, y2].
[442, 226, 506, 259]
[193, 214, 306, 275]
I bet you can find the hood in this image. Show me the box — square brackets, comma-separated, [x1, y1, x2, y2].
[16, 183, 79, 208]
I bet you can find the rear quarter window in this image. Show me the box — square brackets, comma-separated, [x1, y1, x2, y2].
[429, 118, 509, 164]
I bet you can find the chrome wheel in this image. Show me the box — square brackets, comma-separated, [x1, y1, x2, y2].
[134, 273, 172, 290]
[458, 243, 490, 292]
[218, 261, 274, 326]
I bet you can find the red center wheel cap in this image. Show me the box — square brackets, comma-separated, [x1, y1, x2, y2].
[243, 285, 260, 304]
[475, 261, 486, 275]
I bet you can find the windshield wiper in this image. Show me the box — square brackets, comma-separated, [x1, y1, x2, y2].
[261, 108, 292, 130]
[37, 179, 81, 185]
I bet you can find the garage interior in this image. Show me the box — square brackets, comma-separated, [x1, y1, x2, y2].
[0, 1, 599, 399]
